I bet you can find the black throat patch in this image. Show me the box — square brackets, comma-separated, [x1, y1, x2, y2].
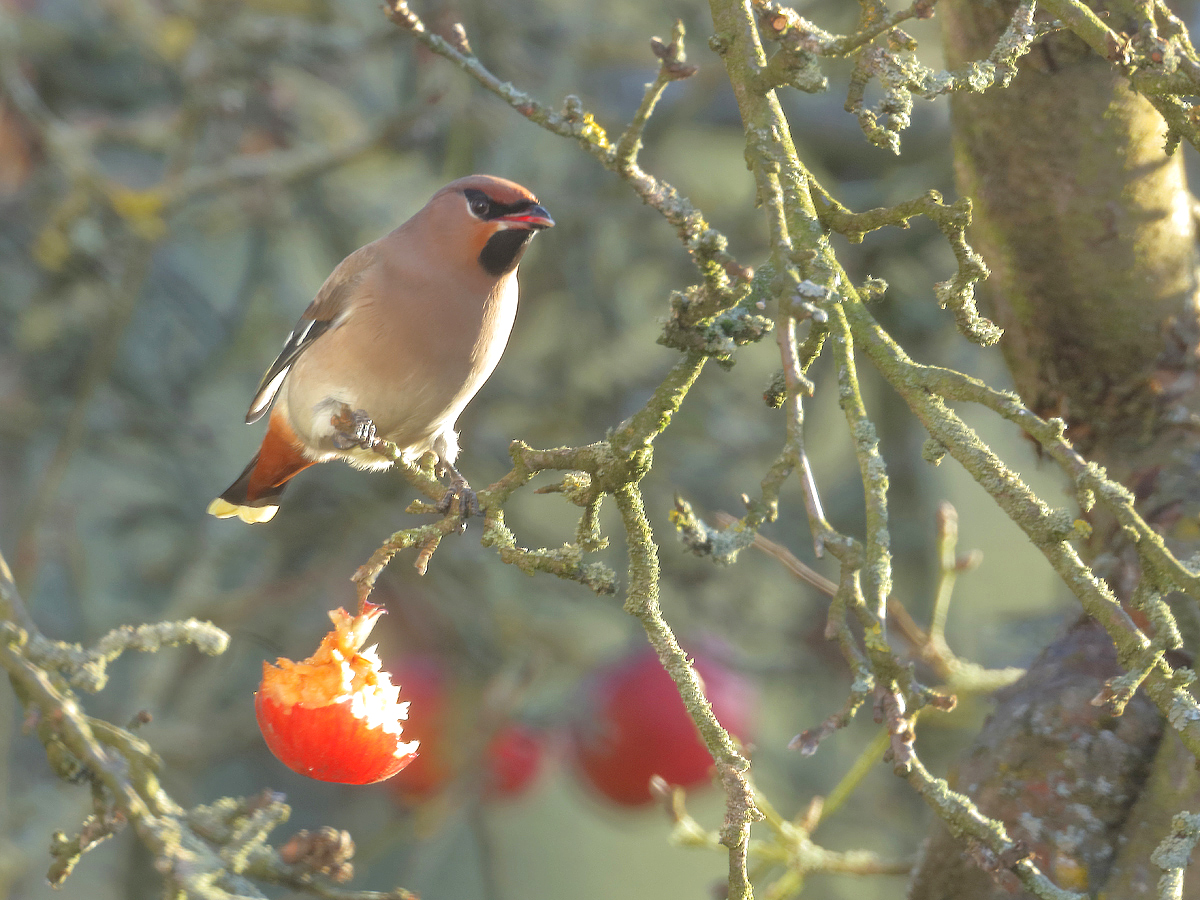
[479, 229, 534, 277]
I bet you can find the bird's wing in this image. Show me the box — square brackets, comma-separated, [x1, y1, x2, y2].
[244, 244, 378, 424]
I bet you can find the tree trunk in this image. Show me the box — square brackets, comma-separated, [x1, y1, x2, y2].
[910, 2, 1200, 896]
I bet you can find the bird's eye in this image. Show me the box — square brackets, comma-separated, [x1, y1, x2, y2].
[467, 193, 490, 217]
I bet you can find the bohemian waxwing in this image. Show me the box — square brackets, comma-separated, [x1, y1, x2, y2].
[207, 174, 553, 524]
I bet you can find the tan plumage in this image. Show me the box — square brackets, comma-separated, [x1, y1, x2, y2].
[208, 174, 553, 523]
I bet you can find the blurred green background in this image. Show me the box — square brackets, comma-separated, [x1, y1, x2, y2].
[0, 0, 1073, 896]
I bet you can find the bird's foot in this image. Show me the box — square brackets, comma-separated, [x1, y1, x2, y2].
[331, 407, 380, 451]
[436, 462, 481, 527]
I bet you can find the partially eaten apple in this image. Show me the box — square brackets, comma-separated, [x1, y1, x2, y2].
[255, 604, 419, 784]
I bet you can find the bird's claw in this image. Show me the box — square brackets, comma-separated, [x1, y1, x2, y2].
[332, 408, 379, 451]
[436, 464, 481, 528]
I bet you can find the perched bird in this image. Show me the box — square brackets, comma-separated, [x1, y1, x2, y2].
[207, 174, 553, 524]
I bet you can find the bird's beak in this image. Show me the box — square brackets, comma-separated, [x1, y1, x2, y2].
[496, 204, 555, 231]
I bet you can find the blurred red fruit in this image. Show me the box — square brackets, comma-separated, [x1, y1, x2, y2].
[255, 605, 419, 785]
[387, 656, 545, 802]
[485, 723, 544, 798]
[386, 657, 453, 799]
[567, 645, 756, 807]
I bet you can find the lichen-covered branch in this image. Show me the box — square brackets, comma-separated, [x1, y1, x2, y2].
[706, 0, 1112, 894]
[754, 0, 1044, 152]
[613, 19, 698, 170]
[661, 781, 910, 898]
[755, 0, 939, 58]
[25, 619, 229, 694]
[885, 506, 1025, 694]
[614, 485, 760, 900]
[812, 189, 997, 345]
[911, 362, 1200, 607]
[1151, 811, 1200, 900]
[824, 298, 892, 621]
[845, 300, 1200, 757]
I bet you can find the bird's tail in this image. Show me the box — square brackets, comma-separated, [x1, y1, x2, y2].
[207, 411, 316, 524]
[207, 454, 287, 523]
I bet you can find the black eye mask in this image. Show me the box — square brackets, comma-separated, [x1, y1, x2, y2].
[464, 188, 535, 220]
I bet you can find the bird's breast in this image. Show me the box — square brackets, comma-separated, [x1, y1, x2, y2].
[279, 273, 520, 454]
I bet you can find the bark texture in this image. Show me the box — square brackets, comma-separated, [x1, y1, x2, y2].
[907, 621, 1162, 897]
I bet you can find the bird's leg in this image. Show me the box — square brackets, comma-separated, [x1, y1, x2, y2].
[436, 460, 481, 523]
[331, 406, 380, 451]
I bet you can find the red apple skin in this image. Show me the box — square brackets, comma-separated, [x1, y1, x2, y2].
[567, 646, 756, 807]
[255, 692, 417, 785]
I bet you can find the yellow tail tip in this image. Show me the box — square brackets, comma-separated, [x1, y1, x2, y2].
[207, 497, 278, 524]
